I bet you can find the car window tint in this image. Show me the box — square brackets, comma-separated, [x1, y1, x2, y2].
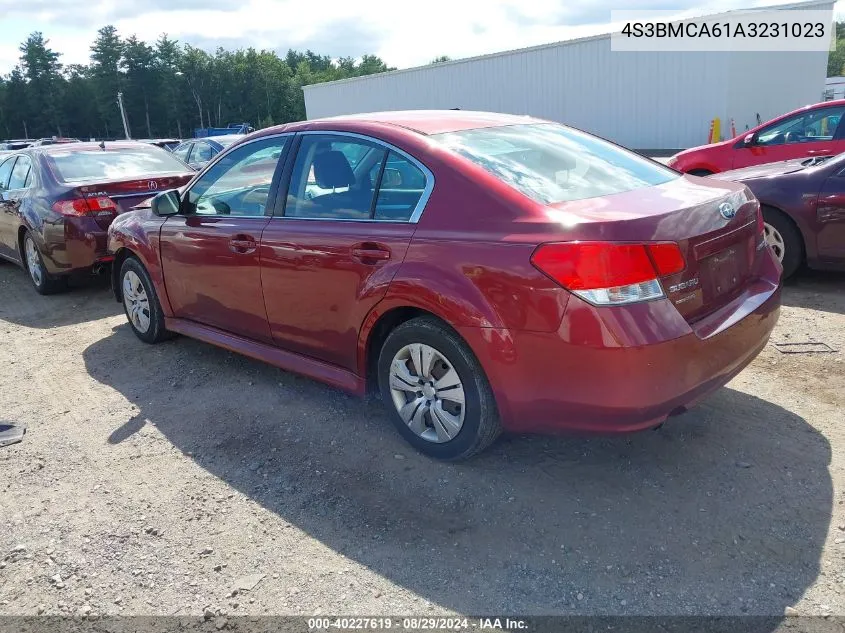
[172, 143, 192, 162]
[192, 143, 213, 164]
[371, 151, 427, 221]
[8, 156, 32, 190]
[757, 107, 845, 146]
[285, 135, 386, 220]
[0, 157, 16, 190]
[186, 136, 288, 217]
[434, 123, 677, 204]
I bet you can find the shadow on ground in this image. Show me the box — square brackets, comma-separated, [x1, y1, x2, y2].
[0, 264, 118, 328]
[782, 269, 845, 316]
[84, 324, 832, 616]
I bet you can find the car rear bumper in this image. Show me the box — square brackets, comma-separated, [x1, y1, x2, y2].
[459, 252, 782, 434]
[41, 217, 111, 275]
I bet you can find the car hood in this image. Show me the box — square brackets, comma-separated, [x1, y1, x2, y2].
[669, 139, 733, 162]
[710, 158, 810, 182]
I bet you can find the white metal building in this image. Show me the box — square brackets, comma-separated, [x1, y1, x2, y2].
[303, 1, 833, 150]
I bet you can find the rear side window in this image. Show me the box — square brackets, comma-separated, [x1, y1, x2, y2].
[8, 156, 32, 190]
[434, 123, 678, 204]
[0, 157, 15, 190]
[371, 151, 426, 221]
[45, 146, 188, 184]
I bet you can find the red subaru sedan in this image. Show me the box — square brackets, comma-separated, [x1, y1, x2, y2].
[107, 111, 782, 459]
[669, 100, 845, 175]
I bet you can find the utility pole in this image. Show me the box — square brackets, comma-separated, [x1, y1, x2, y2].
[117, 92, 131, 140]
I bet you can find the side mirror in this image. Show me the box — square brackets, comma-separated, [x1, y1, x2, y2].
[151, 189, 181, 217]
[381, 168, 403, 188]
[743, 133, 755, 146]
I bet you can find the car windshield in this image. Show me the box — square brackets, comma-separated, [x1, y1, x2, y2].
[433, 123, 678, 204]
[46, 146, 188, 183]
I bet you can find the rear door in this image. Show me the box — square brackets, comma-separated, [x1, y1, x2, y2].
[160, 134, 291, 343]
[733, 105, 845, 169]
[260, 132, 431, 371]
[0, 156, 21, 260]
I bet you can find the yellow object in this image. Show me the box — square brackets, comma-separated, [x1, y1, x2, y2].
[711, 117, 721, 144]
[822, 117, 828, 136]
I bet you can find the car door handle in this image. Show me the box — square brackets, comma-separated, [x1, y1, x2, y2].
[351, 244, 391, 263]
[229, 235, 257, 254]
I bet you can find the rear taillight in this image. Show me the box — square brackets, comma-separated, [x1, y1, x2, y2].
[530, 241, 686, 306]
[53, 196, 117, 217]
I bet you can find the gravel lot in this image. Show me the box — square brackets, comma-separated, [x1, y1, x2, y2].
[0, 261, 843, 620]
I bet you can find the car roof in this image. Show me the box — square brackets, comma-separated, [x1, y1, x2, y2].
[263, 110, 545, 136]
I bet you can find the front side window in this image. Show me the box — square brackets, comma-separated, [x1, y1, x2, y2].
[434, 123, 678, 205]
[285, 135, 386, 220]
[756, 107, 845, 146]
[185, 136, 288, 217]
[8, 156, 32, 190]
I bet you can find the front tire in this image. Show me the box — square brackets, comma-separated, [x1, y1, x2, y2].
[377, 317, 501, 460]
[119, 257, 172, 343]
[23, 231, 66, 295]
[762, 207, 803, 279]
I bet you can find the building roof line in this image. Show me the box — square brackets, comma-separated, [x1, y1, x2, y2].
[302, 0, 834, 92]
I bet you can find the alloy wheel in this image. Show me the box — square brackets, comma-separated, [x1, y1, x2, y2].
[123, 270, 151, 334]
[388, 343, 466, 443]
[764, 222, 785, 262]
[24, 237, 43, 287]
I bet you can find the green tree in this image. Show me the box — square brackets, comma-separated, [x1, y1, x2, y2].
[122, 36, 156, 137]
[90, 25, 124, 137]
[19, 32, 64, 137]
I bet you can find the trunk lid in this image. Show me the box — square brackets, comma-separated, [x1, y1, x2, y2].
[72, 174, 193, 229]
[545, 174, 765, 323]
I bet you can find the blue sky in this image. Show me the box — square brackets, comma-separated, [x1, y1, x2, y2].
[0, 0, 839, 74]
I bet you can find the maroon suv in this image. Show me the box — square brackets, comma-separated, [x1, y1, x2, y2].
[108, 111, 782, 459]
[0, 142, 193, 293]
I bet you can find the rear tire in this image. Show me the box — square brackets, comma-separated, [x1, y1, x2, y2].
[22, 231, 67, 295]
[762, 207, 803, 279]
[377, 316, 501, 460]
[119, 256, 172, 343]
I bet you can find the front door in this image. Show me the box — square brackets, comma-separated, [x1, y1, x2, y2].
[733, 106, 845, 169]
[160, 135, 291, 342]
[816, 170, 845, 263]
[260, 133, 431, 371]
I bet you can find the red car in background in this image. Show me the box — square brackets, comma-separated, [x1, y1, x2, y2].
[108, 111, 781, 460]
[669, 100, 845, 175]
[0, 143, 193, 294]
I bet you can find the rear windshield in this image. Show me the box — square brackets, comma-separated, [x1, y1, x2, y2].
[433, 123, 678, 204]
[46, 146, 188, 183]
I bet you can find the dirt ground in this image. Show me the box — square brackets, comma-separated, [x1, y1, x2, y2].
[0, 261, 843, 620]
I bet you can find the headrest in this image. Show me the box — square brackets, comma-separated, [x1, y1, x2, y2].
[313, 151, 355, 189]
